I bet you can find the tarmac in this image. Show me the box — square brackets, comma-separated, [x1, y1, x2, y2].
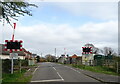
[26, 63, 120, 83]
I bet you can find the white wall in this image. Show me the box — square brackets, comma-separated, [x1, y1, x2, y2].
[0, 55, 25, 60]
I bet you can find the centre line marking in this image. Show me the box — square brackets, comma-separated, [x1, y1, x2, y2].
[53, 67, 57, 71]
[52, 67, 64, 81]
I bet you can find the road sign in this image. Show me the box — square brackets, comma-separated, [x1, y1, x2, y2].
[10, 53, 18, 59]
[10, 53, 18, 74]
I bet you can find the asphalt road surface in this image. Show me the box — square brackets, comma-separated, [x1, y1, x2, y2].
[31, 62, 103, 83]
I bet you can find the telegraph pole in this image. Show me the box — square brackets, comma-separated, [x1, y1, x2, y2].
[55, 48, 56, 57]
[41, 53, 42, 57]
[64, 48, 66, 56]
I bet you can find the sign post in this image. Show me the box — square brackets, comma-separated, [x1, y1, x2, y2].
[11, 55, 13, 74]
[4, 23, 23, 74]
[10, 53, 18, 74]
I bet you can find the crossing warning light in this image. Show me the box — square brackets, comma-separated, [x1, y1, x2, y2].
[4, 40, 23, 51]
[82, 47, 92, 54]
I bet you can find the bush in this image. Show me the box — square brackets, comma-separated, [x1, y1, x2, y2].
[21, 60, 28, 66]
[2, 59, 29, 73]
[2, 59, 11, 73]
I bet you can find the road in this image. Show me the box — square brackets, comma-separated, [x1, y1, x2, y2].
[31, 62, 103, 83]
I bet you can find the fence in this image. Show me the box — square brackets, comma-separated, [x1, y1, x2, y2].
[2, 59, 29, 73]
[62, 58, 120, 74]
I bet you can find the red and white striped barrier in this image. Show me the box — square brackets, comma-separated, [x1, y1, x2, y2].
[12, 23, 16, 41]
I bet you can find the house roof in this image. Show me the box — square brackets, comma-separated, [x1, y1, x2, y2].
[71, 54, 78, 58]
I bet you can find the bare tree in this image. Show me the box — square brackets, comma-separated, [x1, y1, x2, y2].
[93, 47, 99, 54]
[84, 43, 102, 54]
[45, 54, 56, 62]
[103, 47, 114, 56]
[0, 1, 38, 26]
[84, 43, 95, 48]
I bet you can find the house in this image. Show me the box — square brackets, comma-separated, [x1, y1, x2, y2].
[66, 57, 72, 64]
[65, 54, 82, 65]
[70, 54, 82, 64]
[23, 48, 32, 60]
[58, 54, 67, 64]
[71, 54, 78, 64]
[76, 56, 82, 65]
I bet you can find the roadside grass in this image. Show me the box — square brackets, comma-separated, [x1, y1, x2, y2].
[2, 69, 32, 84]
[57, 62, 119, 76]
[71, 64, 119, 76]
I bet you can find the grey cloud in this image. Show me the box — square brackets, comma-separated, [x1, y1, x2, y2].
[1, 21, 118, 56]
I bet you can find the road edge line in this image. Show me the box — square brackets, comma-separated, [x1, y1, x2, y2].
[32, 66, 39, 75]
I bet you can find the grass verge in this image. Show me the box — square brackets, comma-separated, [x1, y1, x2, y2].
[57, 62, 119, 76]
[2, 69, 32, 84]
[71, 64, 119, 76]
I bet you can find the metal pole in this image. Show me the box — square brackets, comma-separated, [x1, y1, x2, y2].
[11, 55, 13, 74]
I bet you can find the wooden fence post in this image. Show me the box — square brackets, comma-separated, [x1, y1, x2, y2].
[117, 62, 119, 73]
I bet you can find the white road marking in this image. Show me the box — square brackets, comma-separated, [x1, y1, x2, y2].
[58, 64, 61, 65]
[53, 67, 57, 71]
[31, 79, 64, 82]
[57, 72, 64, 81]
[52, 67, 64, 81]
[64, 66, 69, 69]
[27, 69, 30, 71]
[64, 66, 81, 74]
[32, 66, 39, 75]
[71, 68, 77, 71]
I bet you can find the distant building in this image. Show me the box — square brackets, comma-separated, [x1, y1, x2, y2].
[32, 54, 37, 57]
[58, 54, 67, 64]
[66, 54, 82, 64]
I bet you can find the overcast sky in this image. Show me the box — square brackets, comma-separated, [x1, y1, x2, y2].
[0, 1, 118, 57]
